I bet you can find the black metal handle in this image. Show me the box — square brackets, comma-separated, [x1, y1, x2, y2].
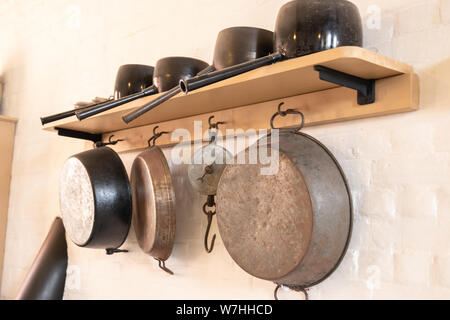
[270, 102, 305, 133]
[75, 85, 159, 121]
[197, 64, 216, 76]
[40, 99, 113, 125]
[105, 248, 129, 255]
[155, 258, 174, 275]
[180, 52, 283, 94]
[121, 65, 219, 124]
[122, 86, 181, 124]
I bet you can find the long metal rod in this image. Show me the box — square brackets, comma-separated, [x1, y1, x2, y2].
[122, 87, 181, 124]
[76, 85, 159, 120]
[180, 52, 283, 94]
[120, 63, 217, 124]
[40, 99, 113, 125]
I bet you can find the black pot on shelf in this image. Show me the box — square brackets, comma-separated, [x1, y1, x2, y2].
[180, 0, 363, 94]
[114, 64, 155, 99]
[274, 0, 363, 58]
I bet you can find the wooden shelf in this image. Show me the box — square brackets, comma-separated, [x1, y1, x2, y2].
[43, 46, 419, 151]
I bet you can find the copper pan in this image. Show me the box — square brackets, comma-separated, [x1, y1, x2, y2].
[130, 127, 176, 274]
[216, 106, 352, 298]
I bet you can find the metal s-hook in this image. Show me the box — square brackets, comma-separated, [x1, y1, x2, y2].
[208, 116, 225, 143]
[147, 126, 170, 147]
[270, 102, 305, 134]
[202, 195, 217, 254]
[94, 135, 124, 148]
[274, 284, 309, 300]
[208, 115, 225, 130]
[155, 258, 174, 275]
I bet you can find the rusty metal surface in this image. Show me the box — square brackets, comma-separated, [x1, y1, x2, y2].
[216, 149, 313, 280]
[216, 130, 351, 287]
[131, 147, 176, 261]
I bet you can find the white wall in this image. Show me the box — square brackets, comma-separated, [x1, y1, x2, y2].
[1, 0, 450, 300]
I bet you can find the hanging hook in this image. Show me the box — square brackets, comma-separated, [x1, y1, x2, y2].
[208, 116, 225, 143]
[208, 115, 225, 130]
[147, 126, 170, 147]
[94, 135, 124, 148]
[155, 258, 174, 275]
[202, 195, 217, 253]
[270, 102, 305, 133]
[274, 284, 309, 300]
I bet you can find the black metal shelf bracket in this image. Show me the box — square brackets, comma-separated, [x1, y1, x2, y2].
[314, 65, 376, 105]
[56, 127, 102, 143]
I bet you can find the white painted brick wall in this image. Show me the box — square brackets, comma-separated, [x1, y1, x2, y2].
[1, 0, 450, 300]
[394, 251, 433, 287]
[395, 0, 441, 35]
[441, 0, 450, 24]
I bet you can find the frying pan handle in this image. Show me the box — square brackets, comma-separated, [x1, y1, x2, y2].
[155, 259, 174, 275]
[40, 98, 114, 125]
[105, 248, 129, 255]
[122, 86, 181, 124]
[121, 65, 217, 124]
[41, 110, 79, 126]
[274, 284, 309, 300]
[76, 85, 159, 121]
[179, 52, 283, 94]
[269, 102, 305, 133]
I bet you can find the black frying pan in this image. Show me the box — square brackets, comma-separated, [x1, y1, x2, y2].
[121, 26, 274, 124]
[179, 0, 363, 94]
[40, 64, 154, 125]
[59, 145, 132, 253]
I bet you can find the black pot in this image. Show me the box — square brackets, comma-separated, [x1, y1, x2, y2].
[76, 57, 208, 120]
[59, 147, 132, 251]
[153, 57, 209, 92]
[40, 64, 155, 125]
[122, 27, 273, 124]
[274, 0, 362, 58]
[114, 64, 155, 99]
[212, 26, 274, 70]
[180, 0, 363, 94]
